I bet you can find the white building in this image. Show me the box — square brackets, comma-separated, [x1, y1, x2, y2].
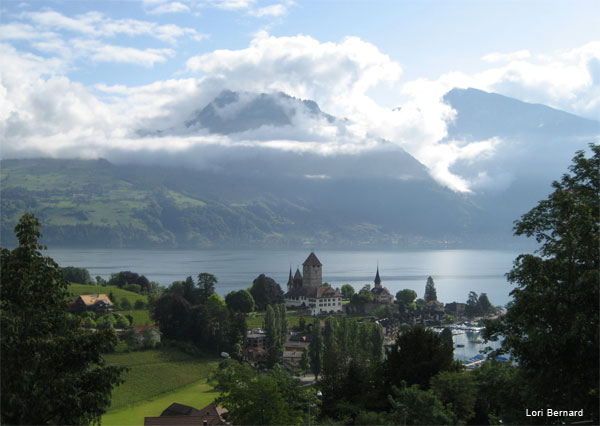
[284, 252, 343, 316]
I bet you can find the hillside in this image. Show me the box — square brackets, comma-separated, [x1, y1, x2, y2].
[0, 155, 483, 249]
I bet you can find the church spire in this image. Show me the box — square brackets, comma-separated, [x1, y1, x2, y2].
[287, 267, 294, 290]
[374, 265, 382, 288]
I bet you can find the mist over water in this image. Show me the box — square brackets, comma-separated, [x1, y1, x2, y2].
[47, 248, 517, 306]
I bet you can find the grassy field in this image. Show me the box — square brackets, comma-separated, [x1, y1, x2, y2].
[104, 348, 218, 410]
[102, 380, 218, 425]
[68, 283, 148, 305]
[119, 309, 153, 325]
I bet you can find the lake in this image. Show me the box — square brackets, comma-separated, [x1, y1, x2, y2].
[46, 248, 521, 306]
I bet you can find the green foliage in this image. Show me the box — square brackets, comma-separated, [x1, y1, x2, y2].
[108, 271, 150, 293]
[341, 284, 355, 299]
[134, 299, 146, 309]
[197, 272, 217, 303]
[213, 361, 315, 425]
[484, 145, 600, 423]
[61, 265, 93, 284]
[120, 297, 132, 310]
[249, 274, 284, 311]
[430, 371, 477, 423]
[384, 325, 455, 390]
[389, 383, 456, 425]
[264, 304, 285, 367]
[424, 276, 437, 302]
[309, 319, 323, 379]
[396, 288, 417, 311]
[0, 213, 124, 425]
[225, 289, 255, 313]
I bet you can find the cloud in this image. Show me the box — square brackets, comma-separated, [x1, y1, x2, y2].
[209, 0, 257, 10]
[249, 4, 287, 17]
[147, 2, 191, 14]
[2, 27, 598, 193]
[25, 10, 201, 44]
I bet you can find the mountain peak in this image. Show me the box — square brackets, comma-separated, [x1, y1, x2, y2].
[184, 90, 334, 135]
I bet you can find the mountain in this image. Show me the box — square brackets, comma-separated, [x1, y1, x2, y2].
[1, 88, 597, 249]
[184, 90, 336, 134]
[443, 88, 599, 235]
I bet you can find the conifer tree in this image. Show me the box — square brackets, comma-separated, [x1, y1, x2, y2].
[424, 276, 437, 302]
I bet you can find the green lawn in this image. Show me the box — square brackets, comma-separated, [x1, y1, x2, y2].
[119, 310, 153, 326]
[102, 380, 218, 426]
[68, 283, 148, 306]
[104, 348, 218, 410]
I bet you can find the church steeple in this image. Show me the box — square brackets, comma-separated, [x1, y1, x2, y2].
[287, 267, 294, 290]
[374, 266, 382, 288]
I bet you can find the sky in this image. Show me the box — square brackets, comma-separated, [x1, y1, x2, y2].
[1, 0, 599, 191]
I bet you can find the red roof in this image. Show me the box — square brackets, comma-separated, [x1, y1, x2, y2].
[302, 252, 322, 267]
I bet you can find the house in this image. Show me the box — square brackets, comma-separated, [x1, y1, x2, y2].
[370, 267, 394, 304]
[71, 294, 114, 313]
[284, 252, 343, 316]
[134, 325, 161, 344]
[423, 300, 445, 322]
[144, 402, 228, 426]
[284, 340, 309, 352]
[247, 331, 266, 349]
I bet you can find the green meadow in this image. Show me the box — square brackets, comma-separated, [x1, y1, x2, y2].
[102, 348, 219, 425]
[68, 283, 148, 306]
[102, 381, 218, 426]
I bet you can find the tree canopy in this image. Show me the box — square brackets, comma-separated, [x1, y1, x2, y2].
[0, 213, 123, 425]
[424, 276, 437, 302]
[249, 274, 284, 311]
[484, 145, 599, 424]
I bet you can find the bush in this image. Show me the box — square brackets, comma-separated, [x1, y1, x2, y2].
[120, 298, 132, 310]
[124, 283, 142, 294]
[134, 300, 146, 310]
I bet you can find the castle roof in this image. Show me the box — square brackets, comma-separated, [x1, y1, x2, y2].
[294, 269, 303, 280]
[287, 268, 293, 286]
[302, 252, 322, 267]
[285, 285, 342, 299]
[374, 266, 381, 286]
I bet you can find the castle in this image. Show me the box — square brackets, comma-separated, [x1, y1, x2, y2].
[284, 252, 343, 316]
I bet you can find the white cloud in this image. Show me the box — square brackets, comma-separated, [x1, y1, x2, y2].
[250, 4, 287, 17]
[147, 2, 191, 14]
[209, 0, 257, 10]
[26, 10, 201, 44]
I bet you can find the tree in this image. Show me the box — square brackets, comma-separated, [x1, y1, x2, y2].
[0, 213, 123, 425]
[120, 297, 132, 310]
[134, 299, 146, 310]
[477, 292, 492, 315]
[213, 361, 314, 425]
[465, 291, 480, 317]
[430, 371, 477, 423]
[424, 276, 437, 302]
[197, 272, 217, 303]
[264, 305, 282, 368]
[61, 266, 93, 284]
[384, 325, 454, 390]
[341, 284, 355, 299]
[309, 320, 323, 380]
[225, 289, 255, 313]
[484, 145, 599, 423]
[249, 274, 284, 311]
[151, 293, 191, 340]
[396, 289, 417, 312]
[389, 383, 456, 426]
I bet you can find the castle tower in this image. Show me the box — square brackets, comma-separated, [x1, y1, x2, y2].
[287, 267, 294, 291]
[293, 268, 303, 289]
[302, 252, 322, 288]
[374, 266, 382, 289]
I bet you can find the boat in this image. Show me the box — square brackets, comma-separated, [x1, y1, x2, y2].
[456, 344, 465, 348]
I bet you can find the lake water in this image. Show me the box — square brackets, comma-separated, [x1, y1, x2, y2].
[46, 248, 520, 306]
